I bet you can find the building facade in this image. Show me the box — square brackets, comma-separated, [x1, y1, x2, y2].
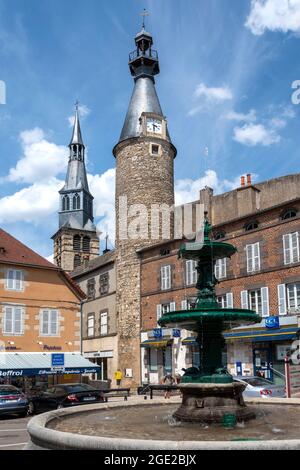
[52, 106, 99, 272]
[0, 228, 96, 391]
[113, 26, 176, 387]
[71, 250, 119, 386]
[139, 174, 300, 385]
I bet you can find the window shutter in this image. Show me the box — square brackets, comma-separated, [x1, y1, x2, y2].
[14, 307, 22, 334]
[41, 310, 49, 335]
[215, 259, 220, 280]
[186, 261, 191, 286]
[283, 234, 291, 265]
[170, 302, 176, 312]
[181, 299, 187, 310]
[4, 306, 13, 334]
[156, 304, 162, 322]
[50, 310, 58, 336]
[167, 265, 171, 289]
[261, 287, 269, 317]
[278, 284, 287, 315]
[241, 290, 248, 309]
[15, 271, 23, 291]
[160, 267, 165, 290]
[246, 245, 252, 272]
[254, 243, 260, 271]
[6, 270, 14, 290]
[292, 232, 299, 263]
[226, 293, 233, 309]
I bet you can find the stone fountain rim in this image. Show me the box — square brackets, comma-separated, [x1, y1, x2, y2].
[25, 397, 300, 450]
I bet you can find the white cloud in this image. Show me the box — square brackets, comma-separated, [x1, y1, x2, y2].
[224, 109, 257, 122]
[175, 170, 241, 206]
[188, 82, 233, 116]
[245, 0, 300, 36]
[68, 104, 91, 127]
[233, 123, 280, 146]
[7, 128, 68, 184]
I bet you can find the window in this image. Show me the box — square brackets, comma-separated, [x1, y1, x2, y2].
[40, 310, 59, 336]
[161, 265, 171, 290]
[282, 209, 297, 220]
[214, 232, 226, 240]
[287, 283, 300, 314]
[241, 288, 269, 317]
[6, 270, 24, 291]
[74, 254, 81, 269]
[283, 232, 299, 265]
[87, 278, 95, 300]
[246, 242, 260, 273]
[186, 260, 197, 286]
[62, 195, 70, 211]
[100, 311, 108, 335]
[82, 236, 90, 253]
[181, 298, 197, 310]
[73, 193, 80, 210]
[245, 221, 259, 232]
[151, 144, 159, 156]
[217, 293, 233, 309]
[87, 314, 95, 337]
[215, 258, 227, 280]
[99, 273, 109, 295]
[3, 306, 24, 335]
[73, 235, 81, 251]
[156, 302, 175, 322]
[160, 248, 170, 256]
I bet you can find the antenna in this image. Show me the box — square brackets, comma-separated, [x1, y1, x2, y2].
[141, 8, 149, 29]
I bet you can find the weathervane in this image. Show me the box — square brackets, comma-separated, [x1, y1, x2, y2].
[75, 100, 79, 111]
[141, 8, 149, 29]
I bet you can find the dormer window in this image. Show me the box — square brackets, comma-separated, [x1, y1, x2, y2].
[245, 221, 259, 232]
[282, 209, 297, 221]
[214, 232, 226, 240]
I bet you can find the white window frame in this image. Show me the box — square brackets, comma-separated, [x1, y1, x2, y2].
[87, 314, 95, 337]
[286, 283, 300, 314]
[186, 260, 197, 286]
[283, 232, 299, 265]
[2, 305, 24, 335]
[100, 311, 108, 336]
[246, 287, 269, 317]
[215, 258, 227, 280]
[246, 242, 260, 273]
[40, 309, 59, 337]
[161, 265, 171, 290]
[5, 270, 24, 292]
[248, 289, 262, 315]
[277, 284, 287, 316]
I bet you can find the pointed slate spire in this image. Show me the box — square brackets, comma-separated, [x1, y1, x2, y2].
[70, 102, 84, 146]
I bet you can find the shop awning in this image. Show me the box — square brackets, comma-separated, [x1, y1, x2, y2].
[140, 339, 172, 348]
[0, 353, 100, 378]
[182, 337, 198, 345]
[224, 327, 300, 343]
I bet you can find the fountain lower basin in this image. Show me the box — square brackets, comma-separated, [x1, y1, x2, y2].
[25, 398, 300, 450]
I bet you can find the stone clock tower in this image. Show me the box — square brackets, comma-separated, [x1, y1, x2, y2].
[113, 26, 177, 386]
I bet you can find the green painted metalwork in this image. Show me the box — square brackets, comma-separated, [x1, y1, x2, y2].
[158, 214, 260, 384]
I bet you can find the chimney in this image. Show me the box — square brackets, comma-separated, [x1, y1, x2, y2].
[247, 173, 252, 186]
[241, 176, 245, 187]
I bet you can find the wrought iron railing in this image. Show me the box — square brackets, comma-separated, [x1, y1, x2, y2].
[129, 49, 158, 62]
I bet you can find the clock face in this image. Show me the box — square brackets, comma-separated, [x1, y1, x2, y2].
[147, 118, 162, 134]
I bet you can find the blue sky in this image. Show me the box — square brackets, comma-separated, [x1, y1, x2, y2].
[0, 0, 300, 257]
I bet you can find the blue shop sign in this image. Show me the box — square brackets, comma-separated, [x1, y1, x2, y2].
[153, 328, 163, 338]
[51, 353, 65, 367]
[265, 316, 280, 329]
[172, 329, 181, 338]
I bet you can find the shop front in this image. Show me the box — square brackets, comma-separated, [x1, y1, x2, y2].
[0, 352, 100, 393]
[225, 316, 300, 384]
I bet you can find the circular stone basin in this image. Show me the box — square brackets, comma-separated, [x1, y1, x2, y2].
[26, 399, 300, 450]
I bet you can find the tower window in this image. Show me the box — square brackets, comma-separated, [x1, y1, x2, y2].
[73, 235, 81, 251]
[73, 193, 80, 210]
[245, 221, 259, 232]
[83, 236, 90, 253]
[151, 144, 160, 156]
[74, 254, 81, 269]
[62, 195, 70, 211]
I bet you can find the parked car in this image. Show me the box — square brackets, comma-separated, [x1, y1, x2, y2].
[233, 376, 286, 398]
[0, 385, 29, 417]
[28, 383, 104, 414]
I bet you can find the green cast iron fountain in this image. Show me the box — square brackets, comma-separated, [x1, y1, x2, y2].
[159, 213, 260, 423]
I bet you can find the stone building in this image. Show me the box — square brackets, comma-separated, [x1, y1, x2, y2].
[138, 174, 300, 385]
[113, 26, 176, 387]
[71, 249, 118, 386]
[52, 105, 99, 272]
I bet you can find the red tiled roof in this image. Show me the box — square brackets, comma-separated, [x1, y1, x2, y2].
[0, 228, 55, 268]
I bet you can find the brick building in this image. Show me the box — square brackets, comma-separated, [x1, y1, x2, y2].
[139, 174, 300, 385]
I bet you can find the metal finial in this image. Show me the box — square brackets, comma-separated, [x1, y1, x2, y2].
[141, 8, 149, 29]
[75, 100, 79, 111]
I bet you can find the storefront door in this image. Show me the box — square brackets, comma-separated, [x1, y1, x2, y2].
[253, 347, 273, 380]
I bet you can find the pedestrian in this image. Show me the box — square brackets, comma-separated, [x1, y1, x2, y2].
[161, 372, 175, 399]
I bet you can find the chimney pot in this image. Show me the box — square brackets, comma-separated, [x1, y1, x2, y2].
[241, 176, 245, 187]
[247, 174, 251, 185]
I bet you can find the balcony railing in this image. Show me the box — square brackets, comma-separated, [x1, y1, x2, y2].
[129, 49, 158, 62]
